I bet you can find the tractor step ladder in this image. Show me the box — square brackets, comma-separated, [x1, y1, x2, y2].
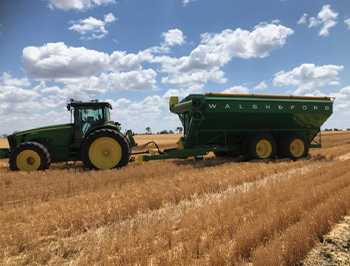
[66, 146, 79, 165]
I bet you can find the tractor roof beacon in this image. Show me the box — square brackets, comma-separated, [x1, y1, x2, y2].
[2, 99, 137, 171]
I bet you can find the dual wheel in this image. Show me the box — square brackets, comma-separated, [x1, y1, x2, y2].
[243, 132, 309, 160]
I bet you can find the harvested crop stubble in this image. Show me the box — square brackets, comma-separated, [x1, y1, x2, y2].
[1, 160, 313, 258]
[1, 132, 350, 265]
[70, 159, 350, 265]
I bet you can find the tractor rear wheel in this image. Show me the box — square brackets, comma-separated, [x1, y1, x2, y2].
[243, 132, 277, 160]
[9, 142, 51, 171]
[280, 132, 309, 160]
[81, 129, 130, 170]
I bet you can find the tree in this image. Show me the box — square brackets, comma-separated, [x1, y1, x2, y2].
[145, 127, 151, 134]
[169, 130, 174, 134]
[159, 130, 169, 134]
[176, 127, 183, 134]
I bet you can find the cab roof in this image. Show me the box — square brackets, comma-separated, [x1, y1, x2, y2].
[67, 100, 112, 110]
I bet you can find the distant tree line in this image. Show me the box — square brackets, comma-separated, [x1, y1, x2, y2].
[324, 128, 350, 131]
[144, 127, 183, 135]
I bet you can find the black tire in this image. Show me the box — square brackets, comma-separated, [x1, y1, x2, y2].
[280, 132, 309, 160]
[9, 141, 51, 171]
[81, 129, 130, 170]
[243, 132, 277, 160]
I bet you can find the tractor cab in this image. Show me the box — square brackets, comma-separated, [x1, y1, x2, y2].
[67, 99, 114, 140]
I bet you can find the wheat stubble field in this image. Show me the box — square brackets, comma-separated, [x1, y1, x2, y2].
[0, 132, 350, 265]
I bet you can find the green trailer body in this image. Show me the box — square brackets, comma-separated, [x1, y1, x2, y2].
[140, 93, 334, 161]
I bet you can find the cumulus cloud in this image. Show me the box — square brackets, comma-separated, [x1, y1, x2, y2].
[273, 63, 344, 94]
[0, 73, 40, 116]
[222, 86, 249, 94]
[297, 13, 308, 24]
[308, 5, 338, 36]
[69, 13, 116, 40]
[182, 0, 195, 6]
[345, 18, 350, 29]
[109, 50, 153, 71]
[156, 22, 293, 88]
[44, 0, 115, 11]
[22, 42, 109, 79]
[330, 86, 350, 114]
[1, 72, 30, 87]
[253, 81, 267, 91]
[161, 28, 185, 47]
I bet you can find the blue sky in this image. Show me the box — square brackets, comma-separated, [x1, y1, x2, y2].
[1, 0, 350, 134]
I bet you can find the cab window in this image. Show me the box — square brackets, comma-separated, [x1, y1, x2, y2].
[74, 107, 104, 139]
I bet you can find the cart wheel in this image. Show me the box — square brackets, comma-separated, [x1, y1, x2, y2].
[281, 132, 309, 160]
[81, 129, 130, 170]
[9, 142, 51, 171]
[244, 132, 277, 160]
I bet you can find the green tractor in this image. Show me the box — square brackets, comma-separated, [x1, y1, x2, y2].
[0, 99, 137, 171]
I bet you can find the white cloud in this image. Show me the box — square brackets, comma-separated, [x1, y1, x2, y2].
[1, 72, 30, 87]
[273, 63, 344, 94]
[44, 0, 115, 11]
[182, 0, 195, 6]
[297, 13, 308, 25]
[345, 18, 350, 29]
[22, 42, 109, 79]
[156, 22, 293, 88]
[98, 69, 158, 92]
[104, 13, 116, 23]
[330, 86, 350, 114]
[253, 81, 267, 91]
[69, 13, 116, 40]
[308, 5, 338, 36]
[33, 81, 62, 95]
[161, 28, 185, 47]
[162, 85, 204, 99]
[222, 85, 249, 94]
[162, 67, 226, 87]
[109, 50, 153, 71]
[0, 88, 39, 103]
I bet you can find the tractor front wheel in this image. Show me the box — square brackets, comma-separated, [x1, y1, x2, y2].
[81, 129, 130, 170]
[9, 142, 51, 171]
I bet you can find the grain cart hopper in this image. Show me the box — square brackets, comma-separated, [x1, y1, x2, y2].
[0, 99, 136, 171]
[137, 93, 333, 162]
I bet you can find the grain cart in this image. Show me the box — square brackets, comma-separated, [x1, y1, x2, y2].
[0, 100, 136, 171]
[137, 93, 333, 162]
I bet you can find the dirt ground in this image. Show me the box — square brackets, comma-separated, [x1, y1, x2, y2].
[302, 216, 350, 266]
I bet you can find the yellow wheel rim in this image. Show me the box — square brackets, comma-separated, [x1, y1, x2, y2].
[256, 139, 273, 159]
[16, 150, 41, 171]
[290, 139, 305, 158]
[89, 137, 122, 170]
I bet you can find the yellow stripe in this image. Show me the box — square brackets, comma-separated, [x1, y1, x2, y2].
[18, 126, 72, 135]
[205, 92, 332, 100]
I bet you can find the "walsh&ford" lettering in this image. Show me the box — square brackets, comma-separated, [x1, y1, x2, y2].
[208, 103, 331, 111]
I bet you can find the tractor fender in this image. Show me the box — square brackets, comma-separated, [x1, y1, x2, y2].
[84, 124, 121, 139]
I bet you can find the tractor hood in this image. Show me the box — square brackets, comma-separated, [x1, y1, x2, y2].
[9, 124, 73, 137]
